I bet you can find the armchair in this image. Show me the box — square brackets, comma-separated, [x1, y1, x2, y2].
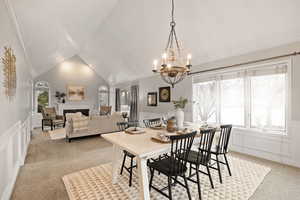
[41, 107, 65, 131]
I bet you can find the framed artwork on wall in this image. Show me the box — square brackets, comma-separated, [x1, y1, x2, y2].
[159, 86, 171, 102]
[147, 92, 157, 106]
[67, 85, 85, 101]
[1, 46, 17, 101]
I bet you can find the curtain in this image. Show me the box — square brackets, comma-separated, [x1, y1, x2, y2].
[129, 85, 139, 122]
[115, 88, 121, 112]
[193, 81, 217, 123]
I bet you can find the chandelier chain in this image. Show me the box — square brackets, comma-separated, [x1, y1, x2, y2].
[171, 0, 175, 23]
[165, 0, 181, 53]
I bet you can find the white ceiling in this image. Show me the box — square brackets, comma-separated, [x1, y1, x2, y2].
[11, 0, 300, 84]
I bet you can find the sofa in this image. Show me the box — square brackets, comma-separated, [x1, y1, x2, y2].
[65, 112, 124, 142]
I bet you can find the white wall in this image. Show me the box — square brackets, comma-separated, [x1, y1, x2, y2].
[0, 0, 33, 199]
[34, 55, 109, 110]
[114, 42, 300, 168]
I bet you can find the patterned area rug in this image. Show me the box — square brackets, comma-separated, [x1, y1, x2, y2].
[63, 156, 271, 200]
[49, 128, 66, 140]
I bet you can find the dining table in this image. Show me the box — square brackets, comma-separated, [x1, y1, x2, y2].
[102, 124, 220, 200]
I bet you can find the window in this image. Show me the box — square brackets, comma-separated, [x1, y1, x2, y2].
[120, 89, 130, 113]
[193, 81, 217, 123]
[193, 62, 288, 134]
[98, 86, 109, 107]
[250, 74, 286, 131]
[35, 81, 50, 113]
[220, 77, 245, 126]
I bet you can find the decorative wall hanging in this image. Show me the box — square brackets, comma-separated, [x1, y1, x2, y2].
[1, 46, 17, 101]
[159, 86, 171, 102]
[147, 92, 157, 106]
[67, 85, 85, 101]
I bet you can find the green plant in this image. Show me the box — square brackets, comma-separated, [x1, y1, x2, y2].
[172, 97, 188, 109]
[55, 91, 66, 103]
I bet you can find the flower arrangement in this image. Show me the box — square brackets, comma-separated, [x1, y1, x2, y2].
[172, 97, 188, 109]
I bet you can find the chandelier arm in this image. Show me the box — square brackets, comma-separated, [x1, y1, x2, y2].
[170, 29, 175, 49]
[173, 29, 181, 54]
[165, 28, 173, 50]
[161, 74, 171, 86]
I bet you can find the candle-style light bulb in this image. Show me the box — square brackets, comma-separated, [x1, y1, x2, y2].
[187, 54, 192, 65]
[162, 53, 167, 65]
[153, 59, 158, 71]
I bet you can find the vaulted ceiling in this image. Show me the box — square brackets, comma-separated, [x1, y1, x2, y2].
[11, 0, 300, 84]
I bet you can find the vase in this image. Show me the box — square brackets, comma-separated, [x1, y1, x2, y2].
[175, 109, 184, 130]
[167, 118, 176, 133]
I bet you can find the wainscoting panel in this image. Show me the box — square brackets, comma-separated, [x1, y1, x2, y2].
[0, 115, 31, 200]
[32, 113, 42, 128]
[230, 122, 300, 168]
[140, 112, 300, 168]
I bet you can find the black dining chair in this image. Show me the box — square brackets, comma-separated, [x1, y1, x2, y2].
[143, 118, 161, 128]
[117, 122, 137, 187]
[185, 128, 216, 200]
[209, 124, 233, 184]
[148, 131, 197, 200]
[143, 118, 168, 164]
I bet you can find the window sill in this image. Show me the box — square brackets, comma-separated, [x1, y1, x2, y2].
[233, 127, 290, 141]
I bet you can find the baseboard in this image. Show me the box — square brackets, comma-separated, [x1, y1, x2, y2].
[1, 164, 20, 200]
[231, 144, 300, 169]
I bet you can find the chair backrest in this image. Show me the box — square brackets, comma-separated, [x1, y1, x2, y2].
[117, 122, 129, 131]
[100, 106, 112, 115]
[42, 107, 56, 119]
[216, 124, 232, 154]
[143, 118, 161, 128]
[128, 120, 139, 128]
[169, 131, 197, 174]
[197, 129, 216, 164]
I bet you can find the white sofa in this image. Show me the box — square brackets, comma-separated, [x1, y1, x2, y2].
[65, 112, 124, 142]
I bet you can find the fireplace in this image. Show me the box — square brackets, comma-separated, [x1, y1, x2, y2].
[63, 109, 90, 123]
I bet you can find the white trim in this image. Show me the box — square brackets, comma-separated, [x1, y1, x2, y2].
[0, 115, 31, 200]
[34, 81, 51, 113]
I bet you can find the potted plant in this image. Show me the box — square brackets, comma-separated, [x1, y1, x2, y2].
[172, 97, 188, 130]
[55, 91, 66, 103]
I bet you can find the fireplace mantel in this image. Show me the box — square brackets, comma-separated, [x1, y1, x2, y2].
[56, 103, 91, 115]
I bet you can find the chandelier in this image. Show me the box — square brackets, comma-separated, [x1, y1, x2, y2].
[152, 0, 192, 88]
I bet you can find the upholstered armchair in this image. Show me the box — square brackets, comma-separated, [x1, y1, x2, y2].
[41, 107, 65, 131]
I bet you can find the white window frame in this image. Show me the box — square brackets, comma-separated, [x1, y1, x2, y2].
[34, 81, 51, 113]
[192, 59, 291, 135]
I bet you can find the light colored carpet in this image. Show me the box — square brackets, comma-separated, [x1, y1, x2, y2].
[49, 128, 66, 140]
[63, 156, 271, 200]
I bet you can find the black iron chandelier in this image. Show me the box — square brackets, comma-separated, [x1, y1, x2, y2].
[152, 0, 192, 88]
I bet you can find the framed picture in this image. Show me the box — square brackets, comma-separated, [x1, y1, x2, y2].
[67, 85, 85, 101]
[147, 92, 157, 106]
[159, 86, 171, 102]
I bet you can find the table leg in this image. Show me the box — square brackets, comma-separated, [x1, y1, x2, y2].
[112, 144, 122, 184]
[136, 156, 150, 200]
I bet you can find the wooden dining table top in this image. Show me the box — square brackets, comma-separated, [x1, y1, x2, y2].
[102, 124, 220, 158]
